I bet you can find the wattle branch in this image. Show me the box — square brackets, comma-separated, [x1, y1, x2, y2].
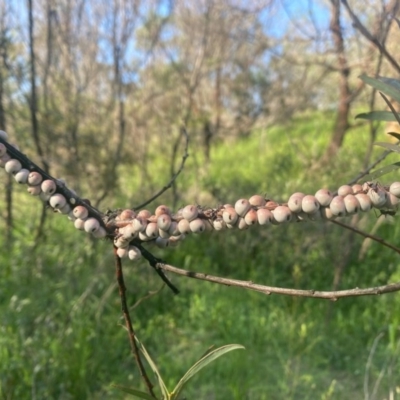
[1, 129, 400, 299]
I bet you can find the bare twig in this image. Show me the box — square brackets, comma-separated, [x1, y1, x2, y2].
[114, 250, 156, 398]
[330, 218, 400, 255]
[156, 262, 400, 300]
[342, 0, 400, 74]
[134, 127, 189, 210]
[138, 244, 179, 295]
[346, 147, 397, 186]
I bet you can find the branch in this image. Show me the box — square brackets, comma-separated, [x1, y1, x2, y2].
[114, 250, 156, 398]
[156, 262, 400, 300]
[341, 0, 400, 74]
[134, 127, 189, 210]
[330, 218, 400, 254]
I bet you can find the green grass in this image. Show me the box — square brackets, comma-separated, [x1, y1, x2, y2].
[1, 111, 400, 399]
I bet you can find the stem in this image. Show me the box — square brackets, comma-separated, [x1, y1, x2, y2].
[114, 250, 156, 398]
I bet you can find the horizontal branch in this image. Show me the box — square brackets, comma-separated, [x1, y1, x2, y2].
[157, 262, 400, 300]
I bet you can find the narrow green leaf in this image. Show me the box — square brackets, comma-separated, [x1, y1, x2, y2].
[355, 111, 398, 121]
[111, 384, 156, 400]
[377, 77, 400, 91]
[359, 74, 400, 103]
[171, 344, 245, 399]
[362, 162, 400, 181]
[135, 337, 169, 399]
[388, 132, 400, 141]
[374, 142, 400, 153]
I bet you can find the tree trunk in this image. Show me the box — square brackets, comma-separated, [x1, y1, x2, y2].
[322, 0, 351, 162]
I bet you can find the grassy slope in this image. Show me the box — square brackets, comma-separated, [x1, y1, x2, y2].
[1, 112, 400, 399]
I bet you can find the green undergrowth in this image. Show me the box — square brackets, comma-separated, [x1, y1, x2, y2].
[1, 111, 400, 399]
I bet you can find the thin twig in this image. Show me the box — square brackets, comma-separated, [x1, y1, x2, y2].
[134, 127, 189, 210]
[131, 284, 165, 310]
[342, 0, 400, 74]
[138, 244, 179, 294]
[330, 218, 400, 255]
[114, 250, 156, 398]
[156, 262, 400, 300]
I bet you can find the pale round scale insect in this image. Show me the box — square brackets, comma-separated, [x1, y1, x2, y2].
[237, 217, 249, 230]
[137, 209, 152, 219]
[189, 218, 205, 233]
[145, 222, 159, 238]
[222, 207, 238, 225]
[337, 185, 353, 197]
[168, 221, 180, 236]
[157, 214, 172, 231]
[182, 205, 198, 222]
[302, 195, 320, 214]
[329, 196, 346, 216]
[244, 209, 258, 225]
[4, 159, 22, 175]
[257, 208, 273, 225]
[49, 193, 67, 209]
[128, 246, 142, 261]
[27, 171, 43, 186]
[155, 205, 171, 216]
[287, 195, 304, 213]
[0, 143, 6, 157]
[368, 188, 387, 208]
[389, 182, 400, 198]
[92, 227, 107, 238]
[0, 130, 8, 141]
[234, 199, 251, 217]
[114, 237, 130, 248]
[351, 184, 363, 194]
[41, 179, 56, 195]
[74, 218, 86, 230]
[138, 232, 151, 241]
[385, 192, 399, 209]
[158, 229, 170, 239]
[84, 218, 100, 233]
[119, 224, 137, 240]
[27, 185, 42, 196]
[272, 206, 292, 223]
[213, 218, 226, 231]
[58, 203, 71, 215]
[14, 168, 30, 184]
[0, 153, 11, 167]
[320, 207, 336, 220]
[117, 247, 128, 258]
[119, 209, 136, 221]
[355, 193, 372, 212]
[314, 189, 333, 207]
[73, 205, 89, 220]
[178, 218, 191, 234]
[343, 194, 360, 214]
[249, 195, 266, 207]
[133, 217, 147, 233]
[155, 237, 169, 248]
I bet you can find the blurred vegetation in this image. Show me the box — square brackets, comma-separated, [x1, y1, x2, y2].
[2, 111, 400, 399]
[2, 1, 400, 399]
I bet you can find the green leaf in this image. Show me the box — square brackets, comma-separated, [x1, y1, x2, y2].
[170, 344, 245, 400]
[355, 111, 398, 121]
[135, 337, 169, 399]
[362, 162, 400, 181]
[388, 132, 400, 141]
[111, 384, 156, 400]
[377, 76, 400, 91]
[359, 74, 400, 103]
[374, 142, 400, 153]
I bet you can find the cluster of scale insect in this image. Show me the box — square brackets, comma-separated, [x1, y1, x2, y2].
[0, 130, 107, 239]
[2, 129, 400, 264]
